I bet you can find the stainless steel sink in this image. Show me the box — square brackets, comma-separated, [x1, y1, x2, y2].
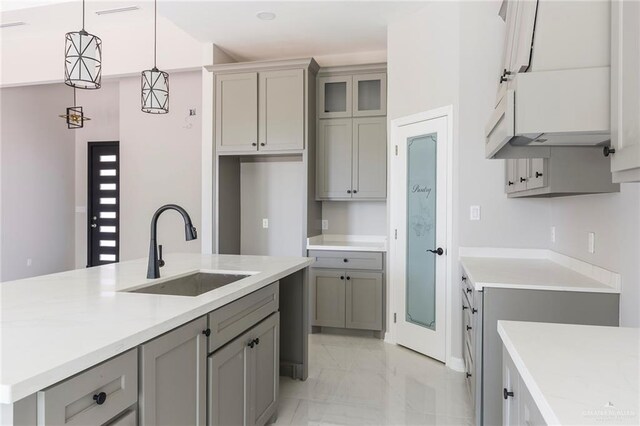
[127, 272, 251, 297]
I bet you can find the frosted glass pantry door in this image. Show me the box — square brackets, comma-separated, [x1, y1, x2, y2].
[391, 112, 448, 362]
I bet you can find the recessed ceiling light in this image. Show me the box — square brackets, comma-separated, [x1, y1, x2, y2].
[0, 21, 27, 29]
[95, 6, 140, 15]
[256, 11, 276, 21]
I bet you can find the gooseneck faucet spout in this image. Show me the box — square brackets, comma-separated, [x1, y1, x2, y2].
[147, 204, 198, 279]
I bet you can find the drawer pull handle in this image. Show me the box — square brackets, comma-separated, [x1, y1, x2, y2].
[466, 325, 472, 331]
[535, 171, 543, 178]
[466, 288, 472, 294]
[202, 328, 211, 337]
[461, 276, 467, 281]
[462, 305, 469, 310]
[503, 388, 514, 399]
[507, 181, 514, 186]
[466, 372, 472, 378]
[472, 308, 478, 314]
[93, 392, 107, 405]
[520, 177, 527, 183]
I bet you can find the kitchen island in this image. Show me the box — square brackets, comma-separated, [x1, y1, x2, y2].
[0, 253, 313, 425]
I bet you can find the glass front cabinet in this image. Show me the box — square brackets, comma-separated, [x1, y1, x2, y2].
[318, 70, 386, 119]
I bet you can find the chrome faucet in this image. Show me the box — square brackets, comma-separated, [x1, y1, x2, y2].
[147, 204, 197, 279]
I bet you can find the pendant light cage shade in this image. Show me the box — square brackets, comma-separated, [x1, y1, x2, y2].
[141, 68, 169, 114]
[64, 30, 102, 89]
[64, 106, 87, 129]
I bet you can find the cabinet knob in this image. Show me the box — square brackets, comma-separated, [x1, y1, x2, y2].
[472, 308, 478, 314]
[93, 392, 107, 405]
[260, 143, 265, 147]
[466, 288, 472, 294]
[603, 146, 616, 157]
[466, 372, 472, 378]
[248, 340, 255, 348]
[508, 181, 514, 186]
[346, 276, 351, 280]
[535, 172, 543, 178]
[461, 276, 467, 282]
[202, 328, 211, 337]
[251, 142, 257, 147]
[462, 305, 469, 311]
[340, 276, 345, 280]
[353, 190, 358, 194]
[503, 388, 515, 400]
[343, 258, 348, 263]
[254, 338, 260, 346]
[347, 190, 352, 194]
[520, 177, 527, 183]
[466, 325, 472, 331]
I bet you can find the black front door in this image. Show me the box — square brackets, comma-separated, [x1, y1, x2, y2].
[88, 142, 120, 267]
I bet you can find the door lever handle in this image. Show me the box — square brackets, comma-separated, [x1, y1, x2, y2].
[427, 248, 444, 256]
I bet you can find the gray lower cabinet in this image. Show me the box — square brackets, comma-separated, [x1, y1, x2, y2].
[310, 252, 384, 332]
[209, 312, 280, 426]
[461, 269, 620, 426]
[139, 316, 208, 426]
[502, 347, 546, 426]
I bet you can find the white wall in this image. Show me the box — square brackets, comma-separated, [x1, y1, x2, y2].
[118, 71, 202, 261]
[387, 1, 552, 364]
[0, 84, 75, 281]
[321, 201, 386, 235]
[550, 187, 640, 326]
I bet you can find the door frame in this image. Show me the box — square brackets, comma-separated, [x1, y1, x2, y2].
[387, 106, 456, 367]
[87, 141, 120, 267]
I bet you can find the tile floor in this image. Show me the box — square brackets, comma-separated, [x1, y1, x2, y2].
[277, 333, 473, 425]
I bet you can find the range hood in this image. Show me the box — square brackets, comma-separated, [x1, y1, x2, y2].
[486, 67, 610, 159]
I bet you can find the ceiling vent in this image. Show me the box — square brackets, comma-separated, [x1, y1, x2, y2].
[0, 21, 27, 29]
[95, 6, 139, 16]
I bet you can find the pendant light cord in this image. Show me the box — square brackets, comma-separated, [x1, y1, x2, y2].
[154, 0, 157, 68]
[73, 88, 77, 107]
[82, 0, 85, 30]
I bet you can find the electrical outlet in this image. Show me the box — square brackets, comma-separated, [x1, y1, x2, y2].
[26, 258, 32, 267]
[469, 205, 481, 221]
[551, 226, 556, 243]
[588, 232, 595, 253]
[321, 220, 329, 230]
[262, 218, 269, 229]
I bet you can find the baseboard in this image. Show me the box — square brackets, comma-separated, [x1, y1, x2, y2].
[447, 356, 465, 372]
[383, 331, 395, 344]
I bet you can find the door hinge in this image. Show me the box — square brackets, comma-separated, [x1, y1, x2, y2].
[395, 145, 398, 156]
[394, 313, 397, 323]
[394, 229, 397, 239]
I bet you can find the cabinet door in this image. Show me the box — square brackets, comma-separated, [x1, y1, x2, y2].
[510, 0, 537, 74]
[140, 317, 207, 426]
[352, 117, 387, 199]
[505, 160, 517, 193]
[216, 72, 258, 152]
[514, 158, 529, 192]
[345, 271, 383, 331]
[208, 331, 250, 426]
[318, 76, 352, 119]
[317, 119, 353, 199]
[310, 269, 346, 328]
[496, 0, 520, 104]
[517, 379, 546, 426]
[352, 73, 386, 117]
[502, 348, 520, 426]
[610, 0, 640, 181]
[248, 313, 280, 426]
[258, 69, 304, 152]
[526, 158, 546, 190]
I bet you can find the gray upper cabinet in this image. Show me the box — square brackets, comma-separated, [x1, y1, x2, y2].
[317, 119, 353, 199]
[352, 117, 387, 199]
[610, 0, 640, 183]
[345, 271, 383, 331]
[352, 73, 386, 117]
[258, 69, 304, 152]
[318, 76, 352, 119]
[216, 72, 259, 152]
[504, 147, 618, 198]
[139, 316, 207, 426]
[209, 313, 279, 426]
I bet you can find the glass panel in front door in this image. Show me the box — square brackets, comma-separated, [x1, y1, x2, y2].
[406, 133, 437, 330]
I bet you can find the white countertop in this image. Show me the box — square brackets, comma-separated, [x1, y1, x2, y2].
[0, 253, 313, 404]
[459, 248, 620, 293]
[306, 234, 387, 252]
[498, 321, 640, 425]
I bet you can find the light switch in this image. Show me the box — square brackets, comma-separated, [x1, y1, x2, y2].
[321, 220, 329, 230]
[470, 205, 481, 221]
[588, 232, 595, 253]
[262, 218, 269, 229]
[551, 226, 556, 243]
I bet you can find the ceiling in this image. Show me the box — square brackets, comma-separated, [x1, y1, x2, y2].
[0, 0, 426, 61]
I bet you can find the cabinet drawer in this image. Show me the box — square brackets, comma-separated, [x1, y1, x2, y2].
[37, 349, 137, 425]
[105, 408, 137, 426]
[309, 250, 382, 270]
[208, 282, 279, 353]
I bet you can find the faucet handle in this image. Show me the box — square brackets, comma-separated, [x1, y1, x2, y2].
[158, 245, 165, 268]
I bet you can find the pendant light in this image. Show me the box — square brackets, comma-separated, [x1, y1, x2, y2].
[141, 0, 169, 114]
[64, 0, 102, 89]
[59, 88, 92, 129]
